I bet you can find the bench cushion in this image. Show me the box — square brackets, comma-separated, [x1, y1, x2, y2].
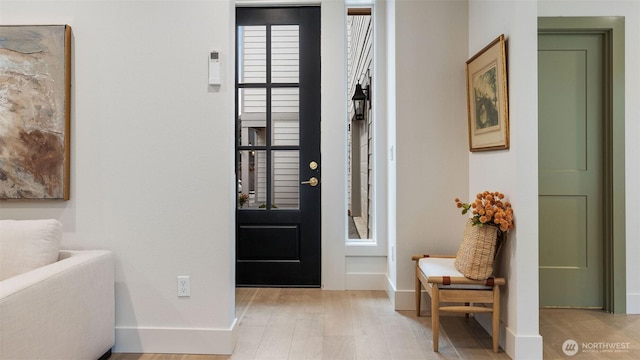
[419, 257, 492, 290]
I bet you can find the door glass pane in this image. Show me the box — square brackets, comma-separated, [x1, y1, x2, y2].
[272, 88, 299, 146]
[238, 88, 266, 147]
[238, 150, 266, 210]
[271, 25, 299, 83]
[238, 25, 266, 84]
[271, 151, 299, 210]
[347, 12, 373, 240]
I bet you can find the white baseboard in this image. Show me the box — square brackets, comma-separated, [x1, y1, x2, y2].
[385, 276, 396, 307]
[393, 289, 430, 311]
[504, 326, 543, 360]
[345, 273, 387, 290]
[114, 318, 238, 355]
[473, 314, 543, 359]
[627, 293, 640, 314]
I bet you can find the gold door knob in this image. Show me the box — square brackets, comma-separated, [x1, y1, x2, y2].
[301, 177, 319, 187]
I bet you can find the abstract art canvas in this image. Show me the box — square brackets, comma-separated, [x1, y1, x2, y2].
[0, 25, 71, 200]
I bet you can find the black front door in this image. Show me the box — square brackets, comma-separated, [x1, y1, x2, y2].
[235, 7, 321, 287]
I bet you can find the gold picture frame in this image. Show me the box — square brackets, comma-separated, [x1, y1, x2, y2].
[466, 34, 509, 151]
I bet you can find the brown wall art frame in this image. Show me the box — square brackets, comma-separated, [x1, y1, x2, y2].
[466, 34, 509, 152]
[0, 25, 71, 200]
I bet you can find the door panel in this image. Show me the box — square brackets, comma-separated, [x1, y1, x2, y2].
[236, 7, 321, 287]
[538, 33, 604, 308]
[237, 225, 300, 260]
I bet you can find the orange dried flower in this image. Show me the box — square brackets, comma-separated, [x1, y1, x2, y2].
[454, 191, 514, 234]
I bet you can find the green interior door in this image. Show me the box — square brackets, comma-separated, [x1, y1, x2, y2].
[538, 32, 605, 308]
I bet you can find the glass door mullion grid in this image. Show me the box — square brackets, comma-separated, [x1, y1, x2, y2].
[237, 22, 302, 211]
[264, 25, 272, 211]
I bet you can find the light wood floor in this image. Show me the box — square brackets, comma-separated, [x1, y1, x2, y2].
[540, 308, 640, 359]
[110, 288, 640, 360]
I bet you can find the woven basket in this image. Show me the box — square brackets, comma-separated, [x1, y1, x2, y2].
[454, 219, 499, 280]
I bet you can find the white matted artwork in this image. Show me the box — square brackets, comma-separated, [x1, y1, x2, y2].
[466, 34, 509, 152]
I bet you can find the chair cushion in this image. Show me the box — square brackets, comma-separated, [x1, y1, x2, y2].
[419, 257, 492, 290]
[0, 219, 63, 281]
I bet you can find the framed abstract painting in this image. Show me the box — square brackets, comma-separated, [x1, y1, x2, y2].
[466, 34, 509, 152]
[0, 25, 71, 200]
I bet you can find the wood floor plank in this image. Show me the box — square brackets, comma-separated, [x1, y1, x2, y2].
[349, 291, 394, 359]
[227, 324, 265, 360]
[111, 291, 640, 360]
[379, 314, 432, 360]
[439, 317, 503, 360]
[323, 291, 355, 337]
[321, 335, 356, 360]
[539, 309, 640, 359]
[253, 306, 297, 360]
[288, 318, 324, 359]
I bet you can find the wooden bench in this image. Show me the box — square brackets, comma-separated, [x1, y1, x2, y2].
[412, 254, 505, 353]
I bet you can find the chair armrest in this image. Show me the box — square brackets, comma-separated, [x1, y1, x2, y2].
[411, 254, 456, 261]
[0, 250, 114, 360]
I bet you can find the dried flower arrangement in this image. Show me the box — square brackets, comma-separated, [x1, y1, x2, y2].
[455, 191, 514, 232]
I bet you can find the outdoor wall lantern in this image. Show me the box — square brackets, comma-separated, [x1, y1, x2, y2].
[351, 82, 370, 121]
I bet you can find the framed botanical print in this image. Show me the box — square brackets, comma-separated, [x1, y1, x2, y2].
[466, 34, 509, 151]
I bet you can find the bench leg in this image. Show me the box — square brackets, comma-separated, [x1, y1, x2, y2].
[415, 271, 422, 316]
[431, 285, 440, 352]
[492, 285, 501, 353]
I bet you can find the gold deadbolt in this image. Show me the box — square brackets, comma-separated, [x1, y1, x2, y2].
[309, 161, 318, 170]
[301, 177, 319, 187]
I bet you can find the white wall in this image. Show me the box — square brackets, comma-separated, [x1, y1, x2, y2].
[468, 1, 543, 358]
[392, 0, 470, 305]
[320, 0, 349, 290]
[1, 0, 236, 354]
[538, 0, 640, 315]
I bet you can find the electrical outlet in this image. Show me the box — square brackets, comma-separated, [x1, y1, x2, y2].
[177, 276, 190, 297]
